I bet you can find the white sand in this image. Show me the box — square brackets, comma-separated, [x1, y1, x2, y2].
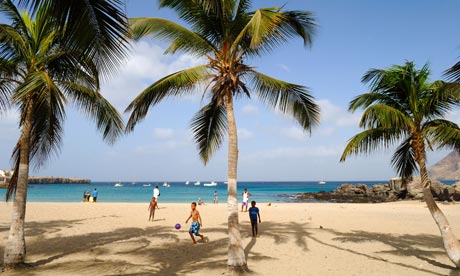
[1, 201, 460, 275]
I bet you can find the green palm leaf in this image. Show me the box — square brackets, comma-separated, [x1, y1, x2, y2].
[359, 104, 413, 130]
[126, 65, 210, 132]
[190, 96, 227, 164]
[249, 70, 319, 130]
[129, 18, 216, 56]
[391, 137, 418, 183]
[340, 128, 405, 162]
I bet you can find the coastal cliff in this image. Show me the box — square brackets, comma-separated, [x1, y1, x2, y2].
[428, 151, 460, 180]
[0, 176, 90, 187]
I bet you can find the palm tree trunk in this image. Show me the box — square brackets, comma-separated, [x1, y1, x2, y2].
[3, 101, 33, 268]
[225, 94, 248, 273]
[418, 155, 460, 267]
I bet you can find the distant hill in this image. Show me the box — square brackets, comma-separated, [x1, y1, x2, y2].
[428, 151, 460, 180]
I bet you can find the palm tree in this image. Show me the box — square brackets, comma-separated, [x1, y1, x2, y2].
[125, 0, 319, 272]
[445, 59, 460, 82]
[0, 0, 124, 268]
[341, 61, 460, 267]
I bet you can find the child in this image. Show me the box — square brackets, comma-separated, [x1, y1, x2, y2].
[185, 202, 205, 244]
[248, 201, 261, 237]
[148, 197, 159, 221]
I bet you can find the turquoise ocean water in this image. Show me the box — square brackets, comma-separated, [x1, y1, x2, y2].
[0, 180, 456, 203]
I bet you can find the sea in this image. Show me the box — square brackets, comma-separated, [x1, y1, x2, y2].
[0, 180, 457, 203]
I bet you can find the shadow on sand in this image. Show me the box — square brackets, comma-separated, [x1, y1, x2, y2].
[0, 218, 458, 275]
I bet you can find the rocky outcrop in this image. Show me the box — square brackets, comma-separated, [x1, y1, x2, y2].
[297, 183, 400, 203]
[428, 151, 460, 180]
[0, 176, 90, 186]
[297, 179, 460, 203]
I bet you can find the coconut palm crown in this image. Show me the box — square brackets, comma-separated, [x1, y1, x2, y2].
[126, 0, 319, 162]
[125, 0, 320, 272]
[341, 61, 460, 267]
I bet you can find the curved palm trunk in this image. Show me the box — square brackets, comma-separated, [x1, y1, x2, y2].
[418, 155, 460, 267]
[225, 94, 248, 273]
[3, 102, 33, 268]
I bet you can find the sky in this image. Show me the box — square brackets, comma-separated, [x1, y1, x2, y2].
[1, 0, 460, 182]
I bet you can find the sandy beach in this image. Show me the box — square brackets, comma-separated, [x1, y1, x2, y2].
[1, 201, 460, 275]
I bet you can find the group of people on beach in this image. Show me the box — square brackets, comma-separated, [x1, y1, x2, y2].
[82, 188, 98, 202]
[148, 186, 262, 243]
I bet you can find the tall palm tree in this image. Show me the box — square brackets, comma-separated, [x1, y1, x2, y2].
[0, 0, 124, 268]
[341, 61, 460, 267]
[126, 0, 319, 272]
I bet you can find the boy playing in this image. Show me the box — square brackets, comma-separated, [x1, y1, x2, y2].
[249, 201, 261, 237]
[148, 197, 159, 221]
[185, 202, 205, 244]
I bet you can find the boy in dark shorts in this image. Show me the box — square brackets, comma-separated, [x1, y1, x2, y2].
[248, 201, 261, 237]
[185, 202, 205, 244]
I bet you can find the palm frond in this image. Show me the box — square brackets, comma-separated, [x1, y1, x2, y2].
[423, 120, 460, 152]
[125, 65, 210, 132]
[445, 60, 460, 82]
[391, 137, 418, 183]
[129, 18, 216, 56]
[62, 82, 123, 144]
[190, 96, 227, 164]
[249, 70, 319, 130]
[359, 104, 413, 130]
[232, 8, 316, 56]
[340, 128, 405, 162]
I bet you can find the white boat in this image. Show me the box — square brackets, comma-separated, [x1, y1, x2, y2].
[114, 182, 123, 187]
[194, 181, 201, 186]
[143, 183, 151, 187]
[185, 181, 190, 185]
[203, 181, 217, 187]
[162, 182, 171, 188]
[319, 181, 326, 185]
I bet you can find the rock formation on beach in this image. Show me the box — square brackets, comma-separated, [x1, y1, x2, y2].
[297, 178, 460, 203]
[0, 172, 90, 188]
[428, 151, 460, 180]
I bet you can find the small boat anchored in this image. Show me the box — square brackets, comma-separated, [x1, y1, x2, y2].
[162, 182, 171, 188]
[143, 183, 151, 187]
[194, 181, 201, 186]
[203, 181, 217, 187]
[114, 182, 123, 187]
[318, 181, 326, 185]
[185, 181, 190, 185]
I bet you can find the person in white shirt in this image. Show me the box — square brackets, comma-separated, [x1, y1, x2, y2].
[153, 185, 160, 201]
[241, 188, 252, 212]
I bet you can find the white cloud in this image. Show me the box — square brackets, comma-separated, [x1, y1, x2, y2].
[318, 99, 360, 127]
[238, 128, 254, 140]
[282, 126, 308, 141]
[241, 105, 259, 114]
[278, 64, 290, 72]
[100, 41, 206, 110]
[242, 144, 342, 161]
[153, 128, 175, 139]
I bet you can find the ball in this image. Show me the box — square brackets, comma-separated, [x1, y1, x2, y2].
[175, 223, 181, 230]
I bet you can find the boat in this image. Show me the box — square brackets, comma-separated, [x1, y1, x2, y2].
[194, 181, 201, 186]
[162, 182, 171, 188]
[143, 183, 151, 187]
[114, 182, 123, 187]
[319, 181, 326, 185]
[185, 181, 190, 185]
[203, 181, 217, 187]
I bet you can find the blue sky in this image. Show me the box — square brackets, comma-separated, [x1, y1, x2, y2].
[1, 0, 460, 181]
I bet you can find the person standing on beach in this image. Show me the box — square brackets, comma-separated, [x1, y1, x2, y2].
[249, 201, 261, 237]
[153, 185, 160, 201]
[148, 197, 159, 221]
[185, 202, 205, 244]
[213, 190, 218, 204]
[241, 188, 252, 212]
[92, 188, 98, 202]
